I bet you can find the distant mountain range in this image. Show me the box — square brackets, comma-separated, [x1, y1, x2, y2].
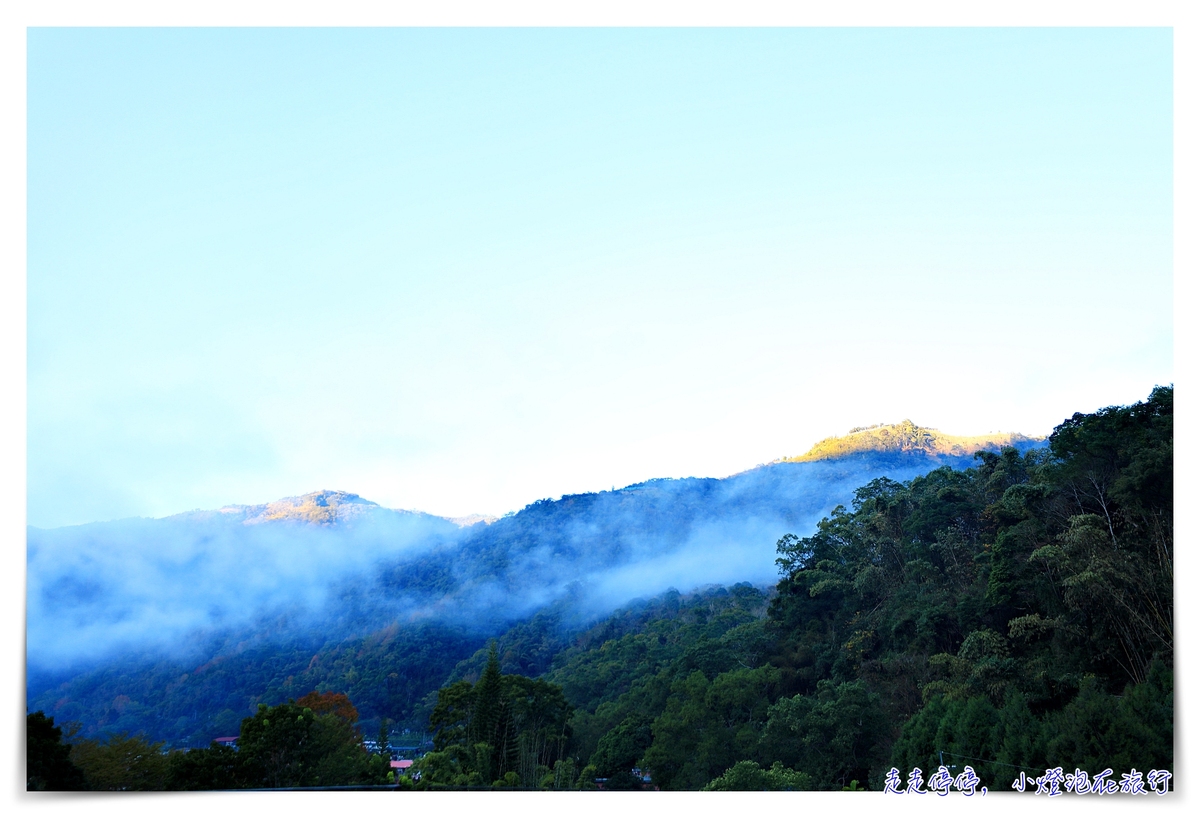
[173, 489, 496, 528]
[26, 420, 1045, 745]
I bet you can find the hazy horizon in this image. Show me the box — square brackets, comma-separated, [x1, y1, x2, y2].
[27, 417, 1065, 528]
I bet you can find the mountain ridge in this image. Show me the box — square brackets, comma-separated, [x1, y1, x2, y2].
[782, 419, 1043, 463]
[136, 422, 1040, 530]
[26, 420, 1049, 746]
[162, 489, 495, 529]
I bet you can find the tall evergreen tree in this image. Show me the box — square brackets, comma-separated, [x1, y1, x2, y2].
[470, 643, 504, 749]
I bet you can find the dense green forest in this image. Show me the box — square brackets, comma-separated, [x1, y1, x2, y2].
[29, 425, 1041, 749]
[28, 691, 392, 790]
[28, 387, 1171, 791]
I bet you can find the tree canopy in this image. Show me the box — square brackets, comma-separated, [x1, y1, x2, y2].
[27, 388, 1172, 791]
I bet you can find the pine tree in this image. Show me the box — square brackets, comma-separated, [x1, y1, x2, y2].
[471, 643, 503, 746]
[378, 716, 391, 760]
[469, 642, 511, 781]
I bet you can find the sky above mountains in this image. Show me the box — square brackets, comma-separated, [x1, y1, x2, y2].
[26, 27, 1173, 528]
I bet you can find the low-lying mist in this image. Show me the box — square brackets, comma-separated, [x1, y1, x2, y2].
[26, 501, 464, 673]
[27, 446, 1040, 689]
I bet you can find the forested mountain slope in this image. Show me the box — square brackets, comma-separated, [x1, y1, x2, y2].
[27, 388, 1170, 791]
[527, 386, 1172, 791]
[28, 421, 1042, 748]
[784, 421, 1039, 463]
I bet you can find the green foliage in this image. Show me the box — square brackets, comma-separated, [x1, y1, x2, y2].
[28, 621, 482, 749]
[540, 757, 577, 789]
[1040, 386, 1174, 683]
[69, 732, 172, 790]
[762, 387, 1173, 789]
[27, 389, 1172, 792]
[547, 584, 772, 770]
[546, 584, 770, 713]
[422, 645, 573, 788]
[237, 702, 317, 788]
[757, 680, 885, 789]
[31, 429, 1015, 748]
[600, 770, 643, 789]
[589, 716, 652, 777]
[528, 398, 1171, 791]
[1041, 662, 1173, 775]
[26, 711, 87, 791]
[166, 742, 246, 790]
[890, 663, 1173, 786]
[233, 695, 386, 788]
[703, 760, 813, 791]
[640, 664, 782, 790]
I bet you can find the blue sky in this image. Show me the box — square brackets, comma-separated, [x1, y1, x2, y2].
[26, 27, 1173, 528]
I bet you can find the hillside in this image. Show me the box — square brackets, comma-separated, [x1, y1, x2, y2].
[171, 489, 464, 528]
[27, 423, 1046, 747]
[210, 490, 386, 526]
[784, 420, 1043, 463]
[28, 389, 1171, 791]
